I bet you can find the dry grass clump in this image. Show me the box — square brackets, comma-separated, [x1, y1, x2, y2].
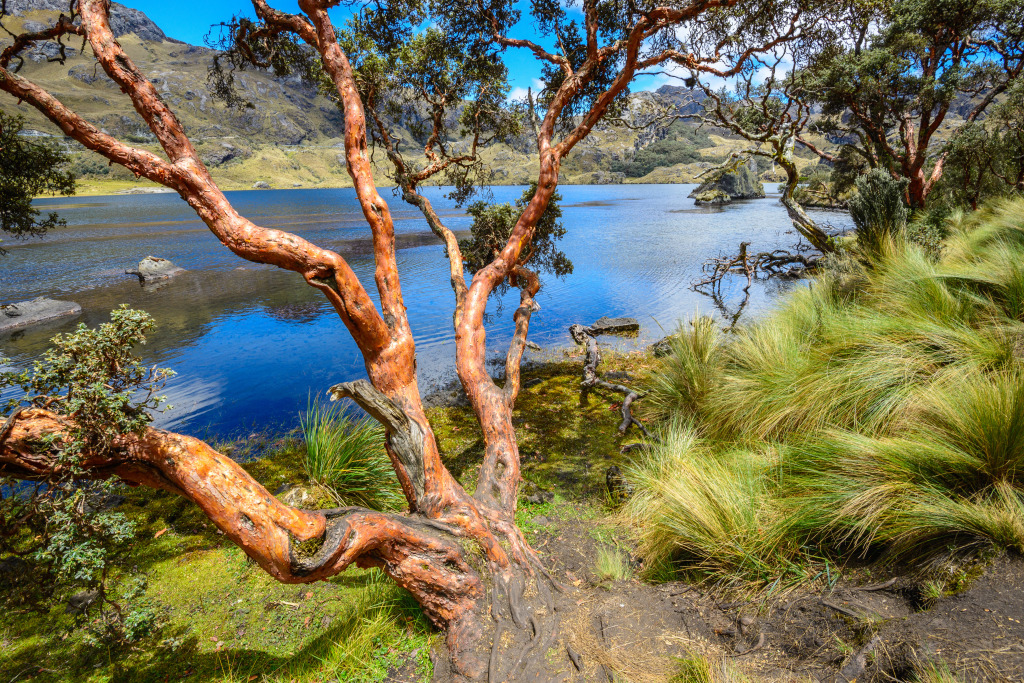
[628, 199, 1024, 583]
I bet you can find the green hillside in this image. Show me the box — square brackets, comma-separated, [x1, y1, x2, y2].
[0, 3, 828, 195]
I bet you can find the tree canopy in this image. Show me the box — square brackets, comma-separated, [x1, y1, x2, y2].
[0, 108, 74, 255]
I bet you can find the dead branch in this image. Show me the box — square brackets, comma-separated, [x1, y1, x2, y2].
[568, 323, 652, 438]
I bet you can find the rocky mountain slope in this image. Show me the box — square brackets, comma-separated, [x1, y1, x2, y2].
[0, 2, 821, 193]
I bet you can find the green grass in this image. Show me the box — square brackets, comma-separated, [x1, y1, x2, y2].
[594, 545, 633, 583]
[631, 199, 1024, 584]
[300, 396, 403, 510]
[670, 654, 752, 683]
[0, 436, 431, 683]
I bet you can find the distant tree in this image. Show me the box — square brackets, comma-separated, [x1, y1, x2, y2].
[930, 81, 1024, 209]
[686, 44, 836, 254]
[0, 108, 74, 255]
[0, 0, 806, 675]
[801, 0, 1024, 208]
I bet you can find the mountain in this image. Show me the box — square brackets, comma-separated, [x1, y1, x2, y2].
[0, 3, 810, 193]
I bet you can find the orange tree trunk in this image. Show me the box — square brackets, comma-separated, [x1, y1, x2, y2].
[0, 0, 772, 678]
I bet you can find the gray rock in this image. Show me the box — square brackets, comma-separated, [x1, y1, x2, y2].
[279, 485, 314, 507]
[83, 492, 126, 515]
[126, 256, 185, 283]
[0, 297, 81, 333]
[524, 490, 554, 505]
[4, 1, 174, 43]
[202, 144, 241, 166]
[693, 189, 731, 206]
[0, 557, 29, 581]
[252, 181, 271, 190]
[589, 316, 640, 335]
[524, 340, 542, 351]
[649, 335, 678, 357]
[66, 588, 101, 614]
[606, 465, 634, 503]
[689, 159, 766, 201]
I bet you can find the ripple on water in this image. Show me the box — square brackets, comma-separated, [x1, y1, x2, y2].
[1, 184, 853, 436]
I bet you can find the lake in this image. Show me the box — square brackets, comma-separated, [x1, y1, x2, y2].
[1, 184, 851, 436]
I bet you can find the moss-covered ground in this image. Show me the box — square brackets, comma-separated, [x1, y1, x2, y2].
[0, 348, 651, 683]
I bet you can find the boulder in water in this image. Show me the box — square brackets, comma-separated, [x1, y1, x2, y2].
[693, 188, 731, 205]
[126, 256, 185, 283]
[689, 159, 765, 201]
[0, 297, 81, 333]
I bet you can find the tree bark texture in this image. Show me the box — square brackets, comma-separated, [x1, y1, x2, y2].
[0, 0, 760, 678]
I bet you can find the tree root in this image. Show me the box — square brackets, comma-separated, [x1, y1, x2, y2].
[568, 323, 652, 438]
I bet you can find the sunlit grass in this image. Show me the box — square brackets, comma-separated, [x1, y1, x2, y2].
[634, 198, 1024, 583]
[301, 395, 403, 510]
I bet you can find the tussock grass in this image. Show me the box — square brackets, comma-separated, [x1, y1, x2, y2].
[632, 199, 1024, 583]
[670, 654, 752, 683]
[594, 545, 634, 582]
[300, 396, 403, 510]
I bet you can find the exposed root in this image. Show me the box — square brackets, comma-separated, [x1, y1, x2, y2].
[568, 323, 652, 438]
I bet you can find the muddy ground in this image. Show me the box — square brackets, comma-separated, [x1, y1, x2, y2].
[415, 510, 1024, 682]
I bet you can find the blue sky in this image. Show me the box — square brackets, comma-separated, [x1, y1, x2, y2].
[124, 1, 669, 97]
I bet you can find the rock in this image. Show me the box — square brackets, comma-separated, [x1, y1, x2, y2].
[126, 255, 185, 283]
[0, 557, 29, 581]
[524, 491, 554, 505]
[649, 335, 677, 357]
[66, 589, 101, 614]
[252, 181, 271, 189]
[689, 159, 766, 201]
[588, 316, 640, 335]
[523, 377, 543, 388]
[693, 188, 731, 206]
[524, 340, 542, 351]
[0, 297, 81, 333]
[201, 143, 240, 166]
[83, 492, 126, 514]
[279, 485, 314, 507]
[606, 465, 634, 503]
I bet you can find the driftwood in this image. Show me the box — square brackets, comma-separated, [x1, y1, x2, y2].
[569, 323, 652, 438]
[692, 241, 822, 295]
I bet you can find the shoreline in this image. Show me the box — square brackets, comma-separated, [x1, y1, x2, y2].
[38, 177, 718, 200]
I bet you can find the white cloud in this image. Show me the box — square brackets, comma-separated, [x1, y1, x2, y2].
[507, 78, 547, 103]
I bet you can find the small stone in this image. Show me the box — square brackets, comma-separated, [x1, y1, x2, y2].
[588, 316, 640, 335]
[126, 255, 185, 283]
[65, 589, 100, 614]
[252, 181, 271, 189]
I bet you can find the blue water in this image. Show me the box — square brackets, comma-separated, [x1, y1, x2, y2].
[1, 184, 851, 436]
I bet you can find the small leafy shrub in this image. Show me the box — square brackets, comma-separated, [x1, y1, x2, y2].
[849, 168, 909, 255]
[301, 396, 402, 510]
[460, 183, 571, 301]
[0, 307, 172, 640]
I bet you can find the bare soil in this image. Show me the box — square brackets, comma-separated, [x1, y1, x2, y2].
[491, 509, 1024, 683]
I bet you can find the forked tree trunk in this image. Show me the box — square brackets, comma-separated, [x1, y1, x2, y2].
[0, 0, 753, 678]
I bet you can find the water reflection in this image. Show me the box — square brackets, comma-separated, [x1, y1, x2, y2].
[1, 184, 852, 436]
